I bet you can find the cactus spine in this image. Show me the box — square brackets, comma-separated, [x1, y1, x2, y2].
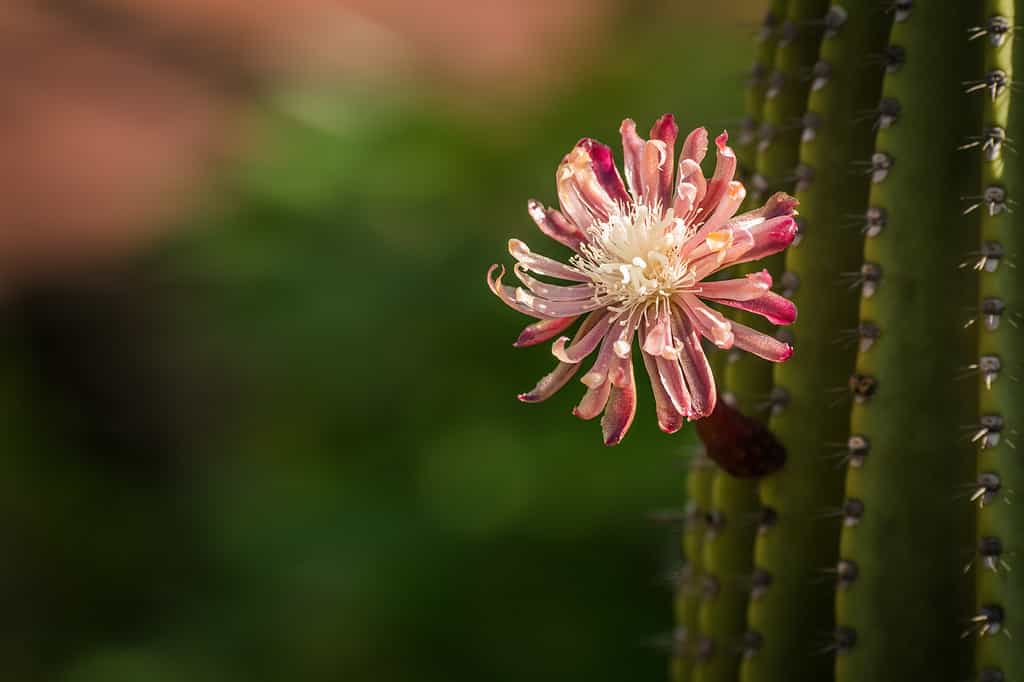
[974, 2, 1023, 680]
[743, 5, 890, 682]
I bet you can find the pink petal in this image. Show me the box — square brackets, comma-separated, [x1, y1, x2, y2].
[527, 200, 587, 252]
[731, 191, 798, 223]
[677, 294, 734, 349]
[513, 264, 596, 301]
[557, 139, 631, 228]
[573, 379, 612, 420]
[710, 292, 798, 326]
[552, 311, 612, 363]
[619, 118, 646, 202]
[514, 316, 578, 348]
[583, 138, 631, 207]
[684, 180, 746, 251]
[679, 126, 709, 166]
[672, 310, 717, 419]
[573, 330, 619, 419]
[518, 312, 606, 402]
[673, 158, 706, 220]
[508, 239, 589, 281]
[641, 307, 674, 357]
[601, 359, 637, 445]
[696, 132, 737, 217]
[696, 270, 772, 301]
[640, 349, 685, 433]
[731, 321, 794, 362]
[690, 215, 798, 280]
[487, 265, 555, 319]
[647, 114, 678, 209]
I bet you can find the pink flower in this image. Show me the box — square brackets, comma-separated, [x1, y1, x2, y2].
[487, 114, 798, 445]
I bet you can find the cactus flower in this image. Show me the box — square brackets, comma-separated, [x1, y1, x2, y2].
[486, 114, 798, 444]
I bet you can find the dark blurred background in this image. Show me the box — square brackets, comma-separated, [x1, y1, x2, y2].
[1, 1, 761, 679]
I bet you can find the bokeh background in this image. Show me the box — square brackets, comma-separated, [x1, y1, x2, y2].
[2, 2, 762, 679]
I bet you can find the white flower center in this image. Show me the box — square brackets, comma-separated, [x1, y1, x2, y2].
[572, 203, 698, 317]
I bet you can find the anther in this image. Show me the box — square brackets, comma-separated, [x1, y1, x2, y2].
[982, 297, 1006, 331]
[750, 568, 773, 600]
[884, 45, 905, 74]
[758, 505, 778, 533]
[833, 626, 857, 653]
[877, 98, 900, 129]
[849, 374, 877, 403]
[864, 207, 886, 237]
[869, 152, 893, 183]
[978, 536, 1006, 572]
[779, 271, 799, 297]
[860, 262, 882, 298]
[795, 163, 815, 193]
[842, 498, 864, 526]
[801, 111, 822, 142]
[973, 472, 1002, 507]
[847, 435, 870, 468]
[836, 559, 858, 588]
[811, 60, 832, 92]
[766, 71, 786, 99]
[857, 322, 880, 352]
[973, 414, 1004, 449]
[890, 0, 912, 23]
[741, 630, 764, 658]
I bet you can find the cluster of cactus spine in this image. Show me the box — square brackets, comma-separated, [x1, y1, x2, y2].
[672, 2, 1024, 682]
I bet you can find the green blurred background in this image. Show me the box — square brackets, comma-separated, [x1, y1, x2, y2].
[2, 3, 758, 679]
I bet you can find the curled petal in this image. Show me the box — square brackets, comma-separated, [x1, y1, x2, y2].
[640, 349, 685, 433]
[690, 215, 798, 279]
[671, 309, 717, 419]
[514, 316, 578, 348]
[508, 239, 589, 281]
[601, 358, 637, 445]
[641, 307, 674, 357]
[528, 200, 587, 252]
[711, 291, 798, 326]
[573, 379, 612, 420]
[552, 311, 612, 363]
[679, 126, 709, 166]
[513, 264, 596, 301]
[731, 320, 794, 362]
[674, 158, 707, 219]
[696, 270, 772, 301]
[684, 180, 746, 251]
[557, 139, 631, 228]
[678, 294, 734, 349]
[488, 265, 555, 319]
[574, 330, 619, 419]
[647, 114, 678, 208]
[619, 118, 646, 202]
[640, 140, 668, 208]
[696, 132, 737, 217]
[731, 191, 799, 224]
[518, 312, 605, 401]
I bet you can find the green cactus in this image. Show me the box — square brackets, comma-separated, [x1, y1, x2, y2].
[674, 2, 1024, 681]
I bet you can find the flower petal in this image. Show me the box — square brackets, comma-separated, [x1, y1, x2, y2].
[690, 215, 798, 279]
[696, 270, 772, 301]
[680, 126, 709, 166]
[710, 292, 798, 326]
[557, 139, 631, 228]
[508, 238, 589, 281]
[513, 264, 596, 301]
[517, 312, 606, 402]
[514, 316, 578, 348]
[601, 359, 637, 445]
[640, 349, 685, 433]
[573, 331, 619, 419]
[677, 294, 734, 349]
[620, 118, 646, 202]
[684, 180, 746, 251]
[641, 306, 674, 357]
[527, 200, 587, 252]
[697, 132, 738, 217]
[731, 320, 794, 362]
[672, 309, 718, 419]
[647, 114, 678, 209]
[674, 158, 706, 220]
[552, 310, 612, 363]
[487, 265, 555, 319]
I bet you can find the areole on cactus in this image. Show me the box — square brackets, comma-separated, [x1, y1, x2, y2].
[487, 1, 1024, 682]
